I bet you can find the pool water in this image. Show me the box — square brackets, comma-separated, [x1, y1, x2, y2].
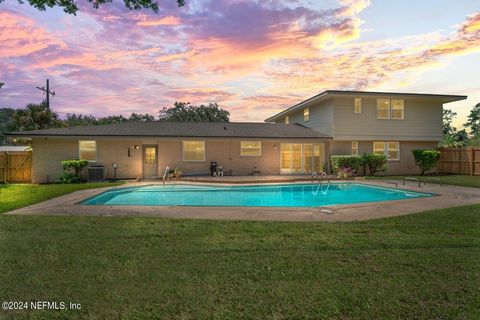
[81, 183, 432, 207]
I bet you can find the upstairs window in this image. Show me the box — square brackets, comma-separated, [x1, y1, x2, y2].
[376, 98, 404, 120]
[376, 99, 390, 119]
[285, 116, 289, 124]
[304, 108, 310, 122]
[182, 141, 205, 161]
[79, 140, 97, 161]
[241, 141, 262, 157]
[351, 141, 358, 155]
[354, 98, 362, 114]
[391, 99, 404, 120]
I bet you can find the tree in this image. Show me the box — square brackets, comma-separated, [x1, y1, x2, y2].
[11, 102, 63, 131]
[412, 150, 441, 175]
[0, 82, 4, 89]
[443, 109, 457, 135]
[159, 102, 230, 122]
[464, 103, 480, 135]
[1, 0, 185, 15]
[64, 113, 98, 127]
[439, 134, 463, 148]
[128, 113, 155, 122]
[0, 108, 15, 145]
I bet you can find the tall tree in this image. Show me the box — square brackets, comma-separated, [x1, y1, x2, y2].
[159, 102, 230, 122]
[64, 114, 99, 127]
[11, 102, 63, 131]
[464, 103, 480, 135]
[1, 0, 185, 15]
[442, 109, 457, 135]
[128, 113, 156, 122]
[0, 108, 15, 145]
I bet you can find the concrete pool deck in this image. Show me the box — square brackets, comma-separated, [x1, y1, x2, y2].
[6, 179, 480, 222]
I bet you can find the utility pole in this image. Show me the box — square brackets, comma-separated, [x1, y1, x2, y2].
[36, 79, 55, 109]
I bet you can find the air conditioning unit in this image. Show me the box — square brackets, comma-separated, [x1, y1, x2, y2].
[87, 165, 105, 181]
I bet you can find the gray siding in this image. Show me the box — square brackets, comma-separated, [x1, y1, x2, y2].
[332, 96, 443, 141]
[275, 99, 333, 137]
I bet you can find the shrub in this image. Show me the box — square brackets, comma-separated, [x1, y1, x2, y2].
[330, 155, 363, 174]
[59, 160, 88, 183]
[362, 153, 387, 176]
[412, 150, 441, 175]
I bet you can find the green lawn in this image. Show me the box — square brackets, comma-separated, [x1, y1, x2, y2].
[367, 174, 480, 188]
[0, 182, 122, 213]
[1, 183, 479, 319]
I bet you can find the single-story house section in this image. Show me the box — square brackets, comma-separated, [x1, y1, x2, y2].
[7, 122, 331, 183]
[6, 90, 467, 183]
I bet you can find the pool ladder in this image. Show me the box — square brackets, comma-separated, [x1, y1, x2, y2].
[162, 166, 170, 186]
[312, 172, 330, 195]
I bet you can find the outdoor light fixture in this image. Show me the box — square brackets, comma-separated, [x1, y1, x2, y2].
[127, 145, 140, 157]
[112, 163, 118, 180]
[274, 144, 277, 151]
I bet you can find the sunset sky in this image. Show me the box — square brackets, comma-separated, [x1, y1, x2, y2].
[0, 0, 479, 128]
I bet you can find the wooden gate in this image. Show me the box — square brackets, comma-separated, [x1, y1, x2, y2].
[438, 147, 480, 176]
[0, 151, 32, 183]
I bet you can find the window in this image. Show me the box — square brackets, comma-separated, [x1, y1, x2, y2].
[285, 116, 289, 124]
[354, 98, 362, 114]
[304, 108, 309, 122]
[391, 99, 404, 120]
[241, 141, 262, 156]
[387, 142, 400, 160]
[144, 147, 156, 164]
[351, 141, 358, 155]
[79, 140, 97, 161]
[373, 141, 400, 161]
[376, 99, 390, 119]
[376, 98, 404, 120]
[373, 141, 385, 155]
[182, 141, 205, 161]
[280, 143, 324, 174]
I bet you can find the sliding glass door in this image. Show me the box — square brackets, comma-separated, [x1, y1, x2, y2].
[280, 143, 325, 174]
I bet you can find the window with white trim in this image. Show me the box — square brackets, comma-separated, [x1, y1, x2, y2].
[354, 98, 362, 114]
[285, 116, 289, 124]
[79, 140, 97, 161]
[376, 99, 390, 119]
[241, 141, 262, 156]
[373, 141, 400, 161]
[182, 141, 205, 161]
[304, 108, 309, 122]
[391, 99, 404, 120]
[351, 141, 358, 155]
[376, 98, 404, 120]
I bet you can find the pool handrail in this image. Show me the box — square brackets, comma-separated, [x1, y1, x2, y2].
[162, 166, 170, 186]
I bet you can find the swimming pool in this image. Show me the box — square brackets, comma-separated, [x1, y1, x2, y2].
[81, 183, 432, 207]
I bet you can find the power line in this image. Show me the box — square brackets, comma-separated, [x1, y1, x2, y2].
[36, 79, 55, 109]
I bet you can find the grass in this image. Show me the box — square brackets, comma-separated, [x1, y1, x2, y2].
[0, 183, 479, 319]
[0, 182, 122, 213]
[366, 174, 480, 188]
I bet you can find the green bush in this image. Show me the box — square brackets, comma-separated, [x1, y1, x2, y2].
[412, 150, 441, 175]
[362, 153, 387, 176]
[330, 155, 363, 174]
[59, 160, 88, 183]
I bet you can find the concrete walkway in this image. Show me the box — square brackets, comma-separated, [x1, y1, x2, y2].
[6, 179, 480, 222]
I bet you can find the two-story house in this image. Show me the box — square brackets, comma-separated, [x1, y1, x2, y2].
[7, 90, 466, 183]
[265, 90, 467, 174]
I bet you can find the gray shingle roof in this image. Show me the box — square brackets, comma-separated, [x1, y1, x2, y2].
[6, 122, 330, 139]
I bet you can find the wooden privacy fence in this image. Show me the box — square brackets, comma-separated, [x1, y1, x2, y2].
[0, 151, 32, 183]
[438, 147, 480, 176]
